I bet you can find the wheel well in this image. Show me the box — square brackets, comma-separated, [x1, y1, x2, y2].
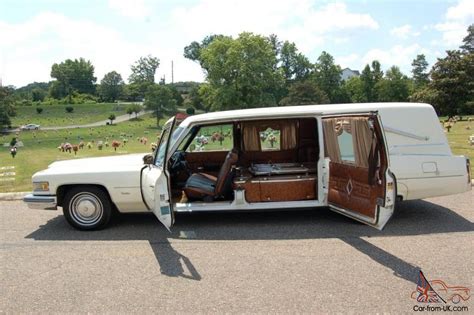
[56, 184, 113, 208]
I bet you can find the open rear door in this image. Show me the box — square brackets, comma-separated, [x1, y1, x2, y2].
[141, 117, 177, 231]
[322, 113, 396, 230]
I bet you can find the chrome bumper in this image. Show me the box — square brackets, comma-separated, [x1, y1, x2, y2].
[23, 194, 57, 210]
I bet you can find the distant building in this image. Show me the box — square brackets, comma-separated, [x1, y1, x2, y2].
[341, 68, 360, 81]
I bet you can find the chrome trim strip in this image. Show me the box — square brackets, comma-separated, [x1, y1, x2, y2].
[384, 125, 429, 141]
[23, 194, 57, 210]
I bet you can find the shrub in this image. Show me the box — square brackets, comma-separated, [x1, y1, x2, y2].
[65, 106, 74, 113]
[186, 107, 195, 115]
[36, 107, 43, 114]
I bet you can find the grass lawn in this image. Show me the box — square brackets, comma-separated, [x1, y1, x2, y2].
[10, 103, 130, 127]
[1, 114, 161, 192]
[441, 118, 474, 174]
[1, 110, 473, 193]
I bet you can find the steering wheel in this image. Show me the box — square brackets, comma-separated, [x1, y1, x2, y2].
[170, 151, 190, 175]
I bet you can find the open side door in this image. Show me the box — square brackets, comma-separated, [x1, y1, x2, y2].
[141, 117, 177, 231]
[322, 113, 396, 230]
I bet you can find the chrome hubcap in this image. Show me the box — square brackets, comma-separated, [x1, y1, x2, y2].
[69, 193, 103, 226]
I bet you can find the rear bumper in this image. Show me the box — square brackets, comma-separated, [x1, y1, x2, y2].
[23, 194, 57, 210]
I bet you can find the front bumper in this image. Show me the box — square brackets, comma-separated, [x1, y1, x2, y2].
[23, 194, 57, 210]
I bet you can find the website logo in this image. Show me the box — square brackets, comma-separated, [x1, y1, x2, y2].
[411, 271, 470, 312]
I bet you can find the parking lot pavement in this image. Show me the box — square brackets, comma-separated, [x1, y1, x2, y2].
[1, 191, 473, 313]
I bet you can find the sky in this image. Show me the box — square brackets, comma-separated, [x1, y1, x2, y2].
[0, 0, 473, 88]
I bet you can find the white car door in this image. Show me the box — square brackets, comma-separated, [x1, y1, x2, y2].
[322, 113, 396, 230]
[141, 117, 176, 231]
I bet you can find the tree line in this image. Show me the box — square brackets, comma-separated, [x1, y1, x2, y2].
[1, 24, 472, 128]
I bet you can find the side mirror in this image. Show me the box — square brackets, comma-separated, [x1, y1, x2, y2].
[143, 154, 154, 165]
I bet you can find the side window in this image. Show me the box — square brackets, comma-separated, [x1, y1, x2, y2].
[187, 124, 233, 152]
[337, 130, 355, 162]
[259, 127, 281, 151]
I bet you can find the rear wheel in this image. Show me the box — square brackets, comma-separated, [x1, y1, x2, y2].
[63, 186, 112, 230]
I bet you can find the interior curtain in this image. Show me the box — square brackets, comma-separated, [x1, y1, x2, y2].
[281, 120, 297, 150]
[350, 117, 372, 168]
[242, 123, 260, 151]
[322, 118, 341, 163]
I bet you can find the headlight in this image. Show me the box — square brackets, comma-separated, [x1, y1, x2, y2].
[33, 181, 49, 192]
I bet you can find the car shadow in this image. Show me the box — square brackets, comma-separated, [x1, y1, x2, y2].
[25, 199, 473, 283]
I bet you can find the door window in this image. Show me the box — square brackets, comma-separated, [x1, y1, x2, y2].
[337, 130, 355, 162]
[187, 124, 233, 152]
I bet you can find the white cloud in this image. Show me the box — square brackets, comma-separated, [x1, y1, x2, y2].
[336, 44, 430, 74]
[171, 0, 378, 54]
[0, 11, 204, 87]
[335, 53, 360, 68]
[108, 0, 149, 18]
[390, 24, 421, 39]
[446, 0, 474, 21]
[434, 0, 474, 46]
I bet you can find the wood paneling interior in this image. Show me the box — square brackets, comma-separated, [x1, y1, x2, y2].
[185, 151, 228, 176]
[328, 162, 383, 218]
[236, 175, 317, 203]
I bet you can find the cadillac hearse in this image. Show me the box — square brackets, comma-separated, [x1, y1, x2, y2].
[24, 103, 472, 231]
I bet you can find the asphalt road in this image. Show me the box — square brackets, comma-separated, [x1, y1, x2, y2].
[1, 191, 473, 313]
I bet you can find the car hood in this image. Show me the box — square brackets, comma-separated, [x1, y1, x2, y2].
[47, 153, 148, 170]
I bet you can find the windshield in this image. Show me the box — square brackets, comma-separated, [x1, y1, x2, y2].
[155, 120, 183, 167]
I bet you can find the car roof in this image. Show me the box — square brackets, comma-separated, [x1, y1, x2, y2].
[180, 102, 432, 127]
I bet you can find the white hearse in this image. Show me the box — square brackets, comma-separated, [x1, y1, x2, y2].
[24, 103, 471, 231]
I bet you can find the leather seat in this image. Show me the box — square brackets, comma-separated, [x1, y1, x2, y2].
[184, 149, 238, 200]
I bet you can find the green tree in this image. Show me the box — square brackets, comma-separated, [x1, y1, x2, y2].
[411, 54, 429, 89]
[376, 66, 410, 102]
[410, 26, 474, 115]
[129, 55, 160, 84]
[371, 60, 384, 83]
[359, 60, 384, 102]
[0, 86, 16, 128]
[279, 41, 312, 83]
[108, 114, 116, 124]
[279, 81, 329, 106]
[50, 58, 96, 101]
[460, 24, 474, 53]
[13, 82, 49, 101]
[128, 55, 160, 98]
[126, 106, 133, 118]
[31, 88, 47, 102]
[168, 85, 184, 107]
[188, 85, 207, 111]
[184, 35, 226, 69]
[144, 85, 177, 127]
[198, 32, 284, 110]
[312, 51, 343, 103]
[126, 103, 142, 118]
[99, 71, 124, 102]
[429, 50, 474, 115]
[343, 76, 367, 102]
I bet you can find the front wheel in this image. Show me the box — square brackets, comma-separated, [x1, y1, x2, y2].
[63, 186, 112, 230]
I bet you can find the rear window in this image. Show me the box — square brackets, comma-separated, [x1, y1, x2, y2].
[259, 127, 281, 151]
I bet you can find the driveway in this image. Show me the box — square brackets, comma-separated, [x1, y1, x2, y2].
[4, 110, 152, 132]
[0, 191, 472, 313]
